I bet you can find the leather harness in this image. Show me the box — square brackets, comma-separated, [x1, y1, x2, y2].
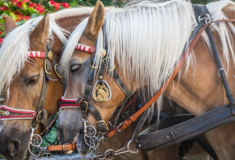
[18, 5, 235, 159]
[134, 5, 235, 153]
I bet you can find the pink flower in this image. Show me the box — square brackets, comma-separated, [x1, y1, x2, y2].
[28, 2, 36, 8]
[53, 2, 60, 10]
[16, 2, 23, 8]
[35, 2, 44, 14]
[62, 2, 69, 8]
[50, 0, 56, 5]
[0, 38, 3, 44]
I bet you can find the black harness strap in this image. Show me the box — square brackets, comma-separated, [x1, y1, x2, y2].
[32, 44, 52, 127]
[136, 5, 235, 155]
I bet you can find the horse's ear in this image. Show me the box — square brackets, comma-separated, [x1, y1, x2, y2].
[83, 1, 105, 40]
[4, 16, 17, 35]
[30, 11, 49, 48]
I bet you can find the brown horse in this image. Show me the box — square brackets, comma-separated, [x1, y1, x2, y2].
[0, 8, 93, 160]
[0, 7, 186, 160]
[58, 0, 235, 159]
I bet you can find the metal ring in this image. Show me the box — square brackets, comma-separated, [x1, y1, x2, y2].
[30, 134, 43, 147]
[54, 64, 63, 79]
[103, 57, 115, 72]
[85, 125, 97, 138]
[89, 55, 99, 69]
[104, 149, 115, 160]
[127, 140, 138, 154]
[218, 68, 227, 77]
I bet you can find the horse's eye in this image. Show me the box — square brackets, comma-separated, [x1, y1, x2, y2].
[70, 64, 80, 72]
[28, 75, 39, 85]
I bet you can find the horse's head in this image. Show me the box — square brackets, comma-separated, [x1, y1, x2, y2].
[57, 2, 132, 155]
[0, 13, 64, 160]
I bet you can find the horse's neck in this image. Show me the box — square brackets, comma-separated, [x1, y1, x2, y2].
[164, 6, 235, 159]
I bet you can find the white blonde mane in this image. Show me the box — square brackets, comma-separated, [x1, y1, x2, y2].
[0, 7, 94, 92]
[61, 0, 235, 114]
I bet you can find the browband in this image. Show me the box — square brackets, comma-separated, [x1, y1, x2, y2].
[75, 43, 95, 54]
[27, 51, 45, 58]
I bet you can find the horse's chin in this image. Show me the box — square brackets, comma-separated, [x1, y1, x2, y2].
[3, 146, 30, 160]
[76, 133, 90, 156]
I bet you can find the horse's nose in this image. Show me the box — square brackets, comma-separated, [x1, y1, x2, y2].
[7, 139, 21, 157]
[57, 124, 67, 144]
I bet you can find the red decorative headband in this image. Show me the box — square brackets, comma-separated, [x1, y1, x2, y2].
[27, 51, 45, 58]
[75, 43, 95, 54]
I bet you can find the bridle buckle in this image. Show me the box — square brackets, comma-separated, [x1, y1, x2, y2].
[79, 99, 88, 112]
[96, 120, 110, 131]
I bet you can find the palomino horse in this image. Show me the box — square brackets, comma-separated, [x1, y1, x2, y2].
[58, 0, 235, 159]
[0, 8, 93, 160]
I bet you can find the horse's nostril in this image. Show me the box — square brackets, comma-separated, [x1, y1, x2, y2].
[8, 140, 21, 157]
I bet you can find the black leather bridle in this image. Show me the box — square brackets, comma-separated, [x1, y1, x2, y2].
[59, 42, 133, 133]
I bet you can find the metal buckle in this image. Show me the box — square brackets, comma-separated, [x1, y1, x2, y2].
[44, 60, 52, 75]
[96, 120, 109, 131]
[116, 123, 123, 132]
[79, 99, 88, 112]
[54, 64, 64, 79]
[103, 57, 115, 72]
[198, 14, 211, 24]
[62, 144, 69, 151]
[89, 55, 99, 69]
[36, 110, 43, 123]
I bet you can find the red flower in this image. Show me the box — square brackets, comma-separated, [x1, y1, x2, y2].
[53, 3, 60, 10]
[23, 0, 30, 2]
[23, 16, 30, 20]
[13, 0, 19, 3]
[62, 2, 69, 8]
[16, 2, 23, 8]
[35, 3, 44, 14]
[0, 7, 8, 10]
[0, 31, 2, 35]
[0, 38, 4, 44]
[50, 0, 56, 5]
[28, 2, 36, 8]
